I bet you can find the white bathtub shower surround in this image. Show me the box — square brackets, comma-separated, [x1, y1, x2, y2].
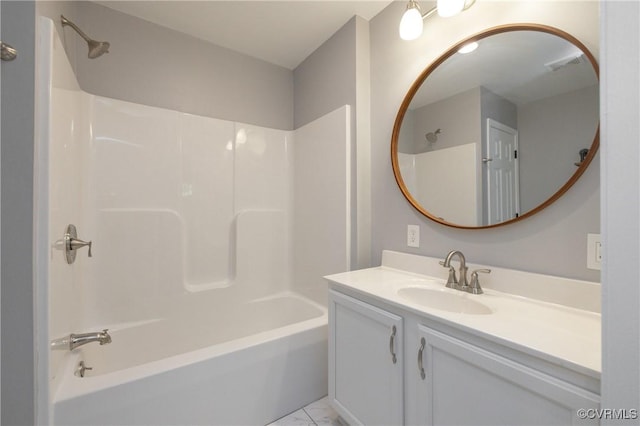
[37, 16, 96, 409]
[38, 18, 351, 425]
[84, 98, 296, 327]
[82, 99, 351, 328]
[410, 143, 480, 225]
[84, 98, 351, 329]
[54, 293, 328, 425]
[294, 107, 351, 305]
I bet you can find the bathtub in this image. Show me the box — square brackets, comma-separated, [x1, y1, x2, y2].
[52, 292, 328, 425]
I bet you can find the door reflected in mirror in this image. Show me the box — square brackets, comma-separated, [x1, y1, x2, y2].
[392, 24, 599, 229]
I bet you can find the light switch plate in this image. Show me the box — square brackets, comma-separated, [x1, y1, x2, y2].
[587, 233, 601, 270]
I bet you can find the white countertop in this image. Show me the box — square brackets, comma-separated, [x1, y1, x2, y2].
[325, 251, 601, 379]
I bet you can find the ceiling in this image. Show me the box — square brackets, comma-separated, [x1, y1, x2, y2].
[95, 1, 394, 70]
[410, 30, 598, 109]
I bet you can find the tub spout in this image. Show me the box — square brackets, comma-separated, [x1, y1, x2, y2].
[51, 329, 112, 351]
[70, 329, 111, 350]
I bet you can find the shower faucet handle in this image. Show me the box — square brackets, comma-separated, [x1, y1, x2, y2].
[69, 237, 92, 257]
[63, 224, 93, 264]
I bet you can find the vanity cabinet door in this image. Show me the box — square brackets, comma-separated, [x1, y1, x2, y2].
[329, 290, 404, 426]
[416, 325, 600, 425]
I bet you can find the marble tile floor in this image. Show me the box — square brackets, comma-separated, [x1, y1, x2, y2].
[268, 396, 343, 426]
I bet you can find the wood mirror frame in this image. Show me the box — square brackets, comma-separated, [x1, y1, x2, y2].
[391, 23, 599, 229]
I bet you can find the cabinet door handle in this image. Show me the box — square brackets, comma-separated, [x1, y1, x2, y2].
[389, 325, 397, 364]
[418, 337, 426, 380]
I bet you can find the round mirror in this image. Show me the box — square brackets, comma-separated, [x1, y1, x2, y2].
[391, 24, 599, 229]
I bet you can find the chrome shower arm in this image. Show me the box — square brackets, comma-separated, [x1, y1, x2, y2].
[60, 15, 110, 59]
[61, 15, 92, 43]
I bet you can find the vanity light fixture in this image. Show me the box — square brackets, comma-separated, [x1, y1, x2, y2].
[437, 0, 466, 18]
[399, 0, 430, 41]
[399, 0, 476, 41]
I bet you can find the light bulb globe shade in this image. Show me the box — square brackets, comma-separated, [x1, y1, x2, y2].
[458, 41, 478, 54]
[437, 0, 465, 17]
[399, 7, 424, 41]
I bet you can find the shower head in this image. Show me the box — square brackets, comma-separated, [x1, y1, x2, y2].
[61, 15, 110, 59]
[425, 128, 441, 143]
[87, 39, 111, 59]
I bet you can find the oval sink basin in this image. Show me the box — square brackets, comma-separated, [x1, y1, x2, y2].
[397, 287, 492, 315]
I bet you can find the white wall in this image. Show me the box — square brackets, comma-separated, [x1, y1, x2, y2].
[370, 0, 600, 282]
[600, 0, 640, 420]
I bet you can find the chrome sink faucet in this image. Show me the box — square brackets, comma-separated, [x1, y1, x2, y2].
[442, 250, 469, 290]
[51, 329, 112, 351]
[441, 250, 491, 294]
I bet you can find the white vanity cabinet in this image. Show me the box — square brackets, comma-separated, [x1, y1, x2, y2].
[415, 325, 600, 426]
[329, 288, 600, 426]
[329, 290, 404, 426]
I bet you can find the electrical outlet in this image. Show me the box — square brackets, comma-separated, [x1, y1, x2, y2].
[587, 233, 601, 270]
[407, 225, 420, 248]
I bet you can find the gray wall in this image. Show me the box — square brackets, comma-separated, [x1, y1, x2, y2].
[1, 2, 36, 425]
[411, 87, 481, 154]
[397, 109, 415, 154]
[293, 16, 371, 269]
[294, 17, 356, 270]
[37, 1, 294, 130]
[480, 87, 518, 134]
[600, 1, 640, 420]
[370, 0, 600, 282]
[293, 17, 357, 129]
[518, 85, 599, 211]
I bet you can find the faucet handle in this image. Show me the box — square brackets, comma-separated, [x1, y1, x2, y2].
[69, 237, 92, 257]
[439, 261, 458, 289]
[468, 269, 491, 294]
[75, 361, 93, 378]
[63, 224, 93, 264]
